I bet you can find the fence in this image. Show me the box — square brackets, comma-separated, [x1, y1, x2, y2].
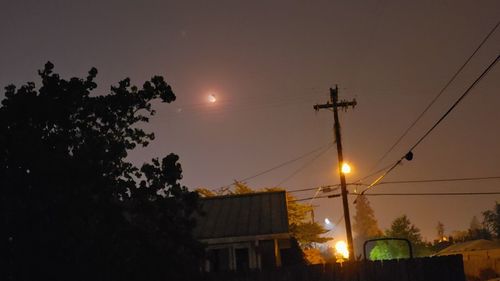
[463, 257, 500, 280]
[203, 255, 465, 281]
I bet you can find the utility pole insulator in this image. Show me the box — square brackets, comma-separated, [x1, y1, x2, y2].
[313, 85, 357, 260]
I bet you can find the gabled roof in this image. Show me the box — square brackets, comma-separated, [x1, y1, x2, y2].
[437, 239, 500, 255]
[193, 191, 289, 243]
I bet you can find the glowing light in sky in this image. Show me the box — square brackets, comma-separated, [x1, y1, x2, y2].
[208, 94, 217, 103]
[324, 218, 331, 225]
[335, 240, 349, 259]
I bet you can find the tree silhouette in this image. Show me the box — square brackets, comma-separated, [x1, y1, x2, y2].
[436, 221, 445, 240]
[370, 215, 430, 260]
[466, 215, 492, 241]
[1, 62, 202, 281]
[353, 195, 382, 257]
[483, 201, 500, 238]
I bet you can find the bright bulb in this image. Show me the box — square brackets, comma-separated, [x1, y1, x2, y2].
[341, 163, 351, 174]
[335, 240, 349, 259]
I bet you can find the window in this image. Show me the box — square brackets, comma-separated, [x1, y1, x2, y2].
[235, 248, 250, 271]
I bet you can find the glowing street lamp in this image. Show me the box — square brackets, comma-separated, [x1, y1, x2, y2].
[335, 240, 349, 263]
[341, 162, 351, 174]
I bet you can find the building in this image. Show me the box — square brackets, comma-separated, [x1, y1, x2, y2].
[193, 191, 291, 272]
[437, 239, 500, 279]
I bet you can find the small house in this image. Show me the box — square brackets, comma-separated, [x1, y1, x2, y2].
[437, 239, 500, 278]
[193, 191, 291, 272]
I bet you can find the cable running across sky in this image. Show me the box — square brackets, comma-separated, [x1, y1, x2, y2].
[214, 142, 334, 191]
[360, 54, 500, 195]
[370, 20, 500, 170]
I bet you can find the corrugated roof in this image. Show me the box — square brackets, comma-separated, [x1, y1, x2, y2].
[437, 239, 500, 255]
[193, 191, 289, 240]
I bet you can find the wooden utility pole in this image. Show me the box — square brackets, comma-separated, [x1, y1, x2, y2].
[313, 85, 357, 260]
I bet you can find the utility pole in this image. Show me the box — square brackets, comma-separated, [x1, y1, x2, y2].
[313, 85, 357, 260]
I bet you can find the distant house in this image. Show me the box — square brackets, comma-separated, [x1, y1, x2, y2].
[193, 191, 291, 272]
[437, 239, 500, 279]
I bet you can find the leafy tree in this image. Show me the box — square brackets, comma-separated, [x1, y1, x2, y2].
[386, 215, 423, 244]
[483, 201, 500, 238]
[353, 195, 382, 257]
[369, 241, 401, 260]
[466, 214, 492, 241]
[470, 215, 481, 231]
[195, 187, 216, 197]
[302, 248, 325, 264]
[370, 215, 429, 260]
[449, 230, 469, 243]
[1, 62, 202, 280]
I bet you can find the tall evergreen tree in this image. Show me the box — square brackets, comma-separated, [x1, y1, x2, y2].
[353, 195, 382, 257]
[370, 215, 429, 260]
[436, 221, 445, 240]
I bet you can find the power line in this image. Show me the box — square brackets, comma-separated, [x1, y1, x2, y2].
[290, 175, 500, 201]
[292, 190, 500, 202]
[215, 142, 333, 191]
[325, 215, 345, 234]
[352, 162, 396, 183]
[374, 176, 500, 186]
[361, 54, 500, 195]
[409, 55, 499, 152]
[290, 193, 340, 202]
[289, 175, 500, 194]
[287, 184, 340, 193]
[274, 144, 333, 187]
[353, 192, 500, 197]
[372, 20, 500, 169]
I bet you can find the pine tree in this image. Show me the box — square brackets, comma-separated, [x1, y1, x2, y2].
[353, 195, 382, 257]
[436, 221, 445, 241]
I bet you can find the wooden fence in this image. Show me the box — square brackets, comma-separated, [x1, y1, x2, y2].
[462, 257, 500, 280]
[203, 255, 465, 281]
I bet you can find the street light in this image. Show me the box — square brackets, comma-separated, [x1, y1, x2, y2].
[335, 240, 349, 263]
[341, 162, 351, 174]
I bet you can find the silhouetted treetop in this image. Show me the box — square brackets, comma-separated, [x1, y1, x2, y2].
[1, 62, 202, 281]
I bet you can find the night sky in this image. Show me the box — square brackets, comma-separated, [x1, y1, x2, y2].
[1, 0, 499, 241]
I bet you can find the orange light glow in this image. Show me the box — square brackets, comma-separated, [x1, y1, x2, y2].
[341, 163, 351, 174]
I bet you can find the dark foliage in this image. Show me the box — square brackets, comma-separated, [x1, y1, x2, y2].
[0, 62, 203, 281]
[483, 201, 500, 238]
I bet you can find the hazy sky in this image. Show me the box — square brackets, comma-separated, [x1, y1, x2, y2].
[1, 0, 499, 241]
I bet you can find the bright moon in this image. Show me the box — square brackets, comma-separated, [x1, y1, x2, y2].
[208, 94, 217, 103]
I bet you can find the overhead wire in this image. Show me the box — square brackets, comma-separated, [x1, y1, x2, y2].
[408, 54, 499, 153]
[214, 142, 333, 191]
[360, 54, 500, 195]
[289, 175, 500, 201]
[163, 96, 318, 121]
[291, 193, 341, 202]
[372, 176, 500, 186]
[325, 215, 345, 234]
[288, 175, 500, 194]
[354, 192, 500, 197]
[274, 145, 333, 187]
[371, 20, 500, 169]
[292, 191, 500, 202]
[161, 87, 329, 120]
[287, 184, 353, 194]
[352, 162, 396, 184]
